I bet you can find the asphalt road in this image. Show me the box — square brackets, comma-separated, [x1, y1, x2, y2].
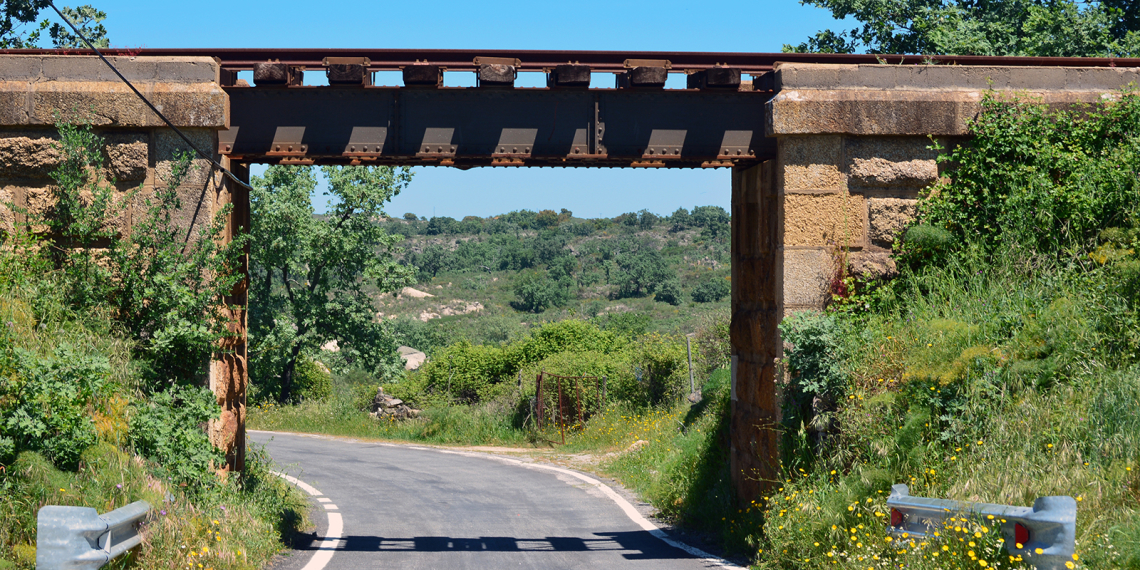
[251, 431, 736, 570]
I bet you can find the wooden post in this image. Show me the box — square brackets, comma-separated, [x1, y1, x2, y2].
[536, 371, 544, 427]
[729, 162, 780, 505]
[557, 376, 565, 445]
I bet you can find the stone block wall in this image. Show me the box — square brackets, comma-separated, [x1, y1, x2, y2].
[0, 55, 247, 470]
[776, 133, 940, 313]
[767, 62, 1140, 315]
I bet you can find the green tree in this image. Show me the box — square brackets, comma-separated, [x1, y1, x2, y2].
[249, 165, 416, 403]
[637, 209, 659, 230]
[614, 248, 673, 298]
[786, 0, 1139, 57]
[691, 205, 730, 239]
[669, 207, 692, 232]
[692, 275, 731, 303]
[1, 2, 109, 49]
[512, 270, 571, 313]
[535, 209, 560, 228]
[416, 243, 448, 279]
[655, 277, 684, 305]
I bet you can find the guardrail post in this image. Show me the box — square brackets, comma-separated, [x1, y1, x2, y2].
[37, 500, 151, 569]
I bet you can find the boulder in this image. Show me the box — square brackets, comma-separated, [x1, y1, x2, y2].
[369, 387, 422, 421]
[397, 346, 427, 370]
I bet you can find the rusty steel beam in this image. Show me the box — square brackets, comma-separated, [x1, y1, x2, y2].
[7, 48, 1140, 74]
[219, 86, 773, 168]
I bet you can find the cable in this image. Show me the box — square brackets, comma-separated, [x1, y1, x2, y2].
[47, 1, 254, 192]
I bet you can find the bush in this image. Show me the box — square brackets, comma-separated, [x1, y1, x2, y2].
[129, 385, 222, 483]
[512, 270, 571, 313]
[921, 90, 1140, 260]
[0, 342, 110, 470]
[655, 278, 684, 305]
[293, 358, 333, 403]
[778, 311, 848, 465]
[691, 275, 730, 303]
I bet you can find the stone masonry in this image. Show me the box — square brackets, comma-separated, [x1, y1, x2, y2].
[0, 56, 248, 471]
[729, 62, 1140, 502]
[766, 63, 1140, 315]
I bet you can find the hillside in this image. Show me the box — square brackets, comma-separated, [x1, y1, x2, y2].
[372, 207, 733, 355]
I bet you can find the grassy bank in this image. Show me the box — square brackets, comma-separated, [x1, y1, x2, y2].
[0, 281, 310, 569]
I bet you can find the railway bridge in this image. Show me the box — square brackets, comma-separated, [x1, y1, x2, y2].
[2, 48, 1138, 504]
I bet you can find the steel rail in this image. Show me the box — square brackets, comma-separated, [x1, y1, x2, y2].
[4, 48, 1140, 73]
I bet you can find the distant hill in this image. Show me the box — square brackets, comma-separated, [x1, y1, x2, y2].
[371, 207, 732, 353]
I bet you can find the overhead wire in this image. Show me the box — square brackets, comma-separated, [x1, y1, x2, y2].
[46, 1, 254, 192]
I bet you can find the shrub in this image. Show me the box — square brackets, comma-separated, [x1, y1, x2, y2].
[0, 342, 110, 470]
[691, 275, 730, 303]
[921, 90, 1140, 260]
[779, 311, 848, 465]
[293, 358, 333, 403]
[693, 310, 730, 376]
[512, 270, 570, 313]
[655, 278, 684, 305]
[129, 384, 222, 483]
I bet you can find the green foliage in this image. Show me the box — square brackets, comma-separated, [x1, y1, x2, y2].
[0, 2, 109, 49]
[386, 317, 452, 355]
[786, 0, 1140, 56]
[614, 247, 672, 298]
[250, 164, 415, 402]
[779, 312, 848, 466]
[535, 209, 560, 228]
[129, 384, 221, 483]
[292, 358, 332, 403]
[0, 341, 109, 470]
[33, 122, 245, 391]
[512, 269, 571, 313]
[690, 205, 730, 239]
[47, 5, 108, 48]
[921, 91, 1140, 261]
[593, 311, 653, 337]
[654, 277, 684, 305]
[691, 274, 730, 303]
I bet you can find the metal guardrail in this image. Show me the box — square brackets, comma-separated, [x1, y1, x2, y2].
[36, 500, 151, 569]
[887, 484, 1076, 570]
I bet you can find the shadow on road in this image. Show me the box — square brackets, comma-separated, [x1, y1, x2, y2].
[292, 530, 695, 560]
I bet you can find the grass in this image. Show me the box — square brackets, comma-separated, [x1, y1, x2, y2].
[752, 254, 1140, 569]
[0, 444, 309, 570]
[251, 395, 532, 446]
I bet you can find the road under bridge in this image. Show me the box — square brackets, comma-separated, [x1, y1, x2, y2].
[1, 48, 1138, 505]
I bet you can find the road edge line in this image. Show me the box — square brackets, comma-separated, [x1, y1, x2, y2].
[433, 448, 744, 568]
[256, 430, 744, 568]
[270, 470, 343, 570]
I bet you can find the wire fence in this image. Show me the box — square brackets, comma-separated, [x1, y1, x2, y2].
[534, 370, 607, 444]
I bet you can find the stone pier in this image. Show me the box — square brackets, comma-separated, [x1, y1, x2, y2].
[0, 56, 247, 471]
[728, 62, 1140, 500]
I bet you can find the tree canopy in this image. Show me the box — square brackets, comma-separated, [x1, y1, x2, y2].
[249, 165, 416, 402]
[785, 0, 1140, 57]
[0, 2, 109, 49]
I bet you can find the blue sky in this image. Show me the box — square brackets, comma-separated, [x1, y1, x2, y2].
[85, 0, 846, 218]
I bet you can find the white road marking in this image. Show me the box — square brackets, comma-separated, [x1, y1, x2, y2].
[258, 431, 743, 569]
[272, 471, 323, 497]
[270, 470, 343, 570]
[322, 503, 339, 511]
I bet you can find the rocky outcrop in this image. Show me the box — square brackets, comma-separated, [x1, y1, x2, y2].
[397, 346, 426, 370]
[369, 387, 421, 421]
